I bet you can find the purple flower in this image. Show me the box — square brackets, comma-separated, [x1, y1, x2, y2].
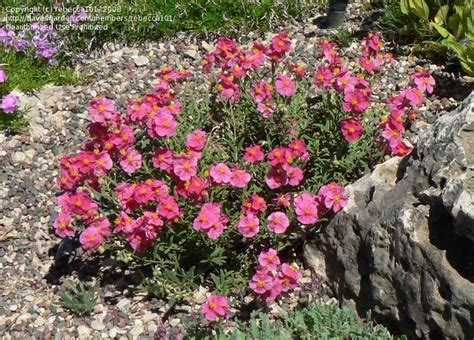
[0, 68, 8, 83]
[2, 93, 20, 114]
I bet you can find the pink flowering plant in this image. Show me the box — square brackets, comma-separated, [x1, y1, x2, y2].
[53, 32, 433, 306]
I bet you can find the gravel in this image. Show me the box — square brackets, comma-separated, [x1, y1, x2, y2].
[1, 1, 472, 337]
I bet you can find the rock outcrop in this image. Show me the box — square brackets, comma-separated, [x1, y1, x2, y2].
[304, 93, 474, 339]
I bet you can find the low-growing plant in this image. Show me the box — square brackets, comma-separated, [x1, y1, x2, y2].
[376, 0, 473, 75]
[59, 282, 99, 316]
[185, 302, 404, 339]
[52, 32, 433, 317]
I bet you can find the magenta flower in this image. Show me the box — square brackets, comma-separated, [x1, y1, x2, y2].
[89, 217, 112, 237]
[271, 32, 291, 53]
[390, 140, 412, 157]
[79, 226, 105, 250]
[294, 193, 319, 225]
[150, 113, 178, 137]
[244, 145, 265, 164]
[53, 212, 75, 238]
[120, 148, 142, 174]
[186, 129, 207, 151]
[258, 248, 281, 271]
[275, 74, 296, 97]
[341, 118, 363, 142]
[152, 148, 173, 172]
[319, 183, 347, 213]
[202, 295, 229, 321]
[237, 214, 260, 238]
[403, 88, 424, 107]
[0, 68, 8, 83]
[285, 165, 304, 186]
[249, 272, 273, 294]
[267, 212, 290, 234]
[210, 163, 232, 184]
[342, 91, 369, 115]
[89, 98, 117, 123]
[412, 70, 435, 94]
[229, 168, 251, 188]
[278, 263, 302, 292]
[1, 93, 20, 113]
[173, 155, 198, 181]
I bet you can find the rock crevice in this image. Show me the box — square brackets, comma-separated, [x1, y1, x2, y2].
[305, 93, 474, 338]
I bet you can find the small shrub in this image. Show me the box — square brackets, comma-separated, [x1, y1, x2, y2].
[59, 282, 99, 316]
[52, 32, 432, 311]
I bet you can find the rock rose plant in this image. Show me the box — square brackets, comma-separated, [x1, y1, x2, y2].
[53, 32, 433, 311]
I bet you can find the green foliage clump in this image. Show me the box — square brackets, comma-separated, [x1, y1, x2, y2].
[376, 0, 473, 75]
[59, 282, 99, 316]
[186, 302, 405, 339]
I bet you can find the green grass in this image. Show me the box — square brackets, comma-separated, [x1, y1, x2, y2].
[0, 52, 80, 93]
[0, 51, 82, 132]
[3, 0, 325, 50]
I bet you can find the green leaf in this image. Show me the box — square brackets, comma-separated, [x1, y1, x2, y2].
[431, 22, 452, 38]
[400, 0, 409, 15]
[408, 0, 430, 21]
[434, 5, 449, 25]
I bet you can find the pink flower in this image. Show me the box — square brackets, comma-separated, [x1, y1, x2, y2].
[120, 148, 142, 174]
[403, 88, 424, 107]
[237, 214, 260, 238]
[93, 152, 113, 176]
[343, 91, 370, 115]
[249, 272, 273, 294]
[293, 193, 319, 225]
[187, 129, 207, 151]
[244, 145, 265, 164]
[258, 248, 281, 271]
[289, 63, 307, 78]
[285, 166, 304, 186]
[202, 295, 229, 321]
[79, 226, 105, 250]
[54, 212, 75, 237]
[173, 155, 198, 181]
[267, 212, 290, 234]
[0, 68, 8, 83]
[133, 183, 154, 204]
[257, 101, 276, 118]
[89, 217, 112, 238]
[278, 263, 302, 292]
[313, 67, 333, 89]
[319, 183, 347, 213]
[271, 32, 291, 53]
[288, 139, 307, 158]
[152, 148, 173, 172]
[158, 197, 181, 221]
[193, 203, 221, 231]
[149, 113, 178, 137]
[382, 122, 403, 143]
[390, 140, 412, 157]
[1, 93, 20, 113]
[89, 98, 117, 123]
[251, 194, 267, 213]
[273, 193, 291, 207]
[341, 118, 363, 142]
[252, 82, 273, 103]
[268, 147, 287, 166]
[265, 166, 288, 189]
[229, 168, 251, 188]
[412, 70, 435, 94]
[275, 74, 296, 97]
[210, 163, 232, 184]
